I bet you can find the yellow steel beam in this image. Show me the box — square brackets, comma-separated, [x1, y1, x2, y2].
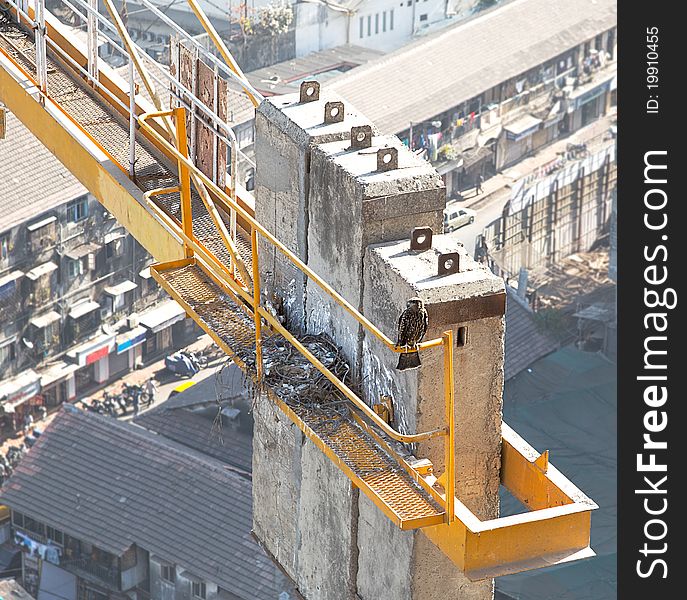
[0, 53, 184, 264]
[442, 330, 456, 524]
[173, 106, 195, 259]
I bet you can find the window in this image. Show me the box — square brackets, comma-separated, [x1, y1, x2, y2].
[375, 13, 379, 34]
[0, 233, 9, 261]
[456, 326, 468, 348]
[67, 257, 84, 278]
[28, 218, 57, 252]
[0, 339, 15, 369]
[192, 581, 206, 599]
[359, 16, 364, 38]
[390, 9, 394, 30]
[419, 13, 428, 21]
[12, 511, 24, 528]
[106, 237, 124, 259]
[67, 197, 89, 222]
[383, 11, 387, 32]
[367, 15, 371, 36]
[46, 526, 64, 546]
[161, 565, 175, 583]
[23, 515, 46, 537]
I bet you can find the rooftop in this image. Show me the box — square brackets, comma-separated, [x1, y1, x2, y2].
[246, 44, 385, 97]
[0, 407, 295, 600]
[134, 369, 253, 476]
[0, 112, 87, 234]
[327, 0, 617, 134]
[504, 286, 558, 380]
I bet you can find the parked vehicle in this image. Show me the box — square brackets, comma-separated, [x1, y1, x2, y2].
[165, 351, 200, 377]
[443, 206, 476, 232]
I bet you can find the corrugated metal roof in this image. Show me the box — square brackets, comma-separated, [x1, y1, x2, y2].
[0, 408, 295, 600]
[328, 0, 617, 134]
[0, 112, 87, 234]
[247, 44, 385, 97]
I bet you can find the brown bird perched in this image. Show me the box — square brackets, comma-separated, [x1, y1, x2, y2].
[396, 297, 428, 370]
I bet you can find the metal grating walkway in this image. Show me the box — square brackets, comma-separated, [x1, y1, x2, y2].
[153, 260, 445, 530]
[0, 14, 251, 276]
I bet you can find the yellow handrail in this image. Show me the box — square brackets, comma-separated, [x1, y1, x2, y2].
[141, 109, 453, 446]
[138, 110, 443, 354]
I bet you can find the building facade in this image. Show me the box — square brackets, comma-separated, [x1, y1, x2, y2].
[0, 113, 195, 433]
[0, 408, 297, 600]
[328, 0, 617, 198]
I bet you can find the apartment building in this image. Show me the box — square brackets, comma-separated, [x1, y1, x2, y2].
[0, 112, 192, 432]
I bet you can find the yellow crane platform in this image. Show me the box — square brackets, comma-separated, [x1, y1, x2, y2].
[0, 0, 597, 582]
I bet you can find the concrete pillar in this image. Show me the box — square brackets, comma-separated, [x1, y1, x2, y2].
[358, 235, 505, 600]
[93, 355, 109, 383]
[253, 89, 374, 597]
[253, 87, 501, 600]
[254, 88, 374, 332]
[66, 375, 76, 400]
[305, 135, 444, 370]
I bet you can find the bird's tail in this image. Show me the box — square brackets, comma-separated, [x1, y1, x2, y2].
[397, 351, 421, 371]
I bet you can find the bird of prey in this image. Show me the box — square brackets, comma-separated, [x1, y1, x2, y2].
[396, 297, 429, 371]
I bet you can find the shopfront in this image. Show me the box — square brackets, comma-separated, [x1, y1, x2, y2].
[66, 334, 116, 395]
[112, 326, 147, 376]
[0, 370, 41, 431]
[139, 300, 187, 361]
[38, 361, 78, 408]
[497, 115, 543, 169]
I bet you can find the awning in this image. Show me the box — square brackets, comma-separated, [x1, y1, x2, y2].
[39, 360, 79, 388]
[462, 145, 494, 169]
[104, 280, 138, 296]
[26, 261, 58, 281]
[139, 299, 186, 333]
[69, 299, 100, 319]
[569, 72, 615, 108]
[0, 369, 40, 409]
[104, 230, 127, 244]
[0, 269, 23, 289]
[139, 267, 152, 279]
[65, 242, 101, 260]
[30, 310, 61, 329]
[66, 333, 116, 367]
[27, 215, 57, 232]
[504, 115, 542, 141]
[116, 325, 147, 354]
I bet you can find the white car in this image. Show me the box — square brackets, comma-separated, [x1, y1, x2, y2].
[443, 207, 476, 232]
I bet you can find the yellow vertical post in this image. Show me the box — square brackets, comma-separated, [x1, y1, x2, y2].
[251, 226, 263, 379]
[174, 107, 194, 258]
[443, 330, 455, 523]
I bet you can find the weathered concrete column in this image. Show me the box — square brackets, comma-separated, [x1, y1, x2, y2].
[253, 88, 375, 597]
[305, 135, 444, 369]
[357, 236, 505, 600]
[254, 87, 373, 331]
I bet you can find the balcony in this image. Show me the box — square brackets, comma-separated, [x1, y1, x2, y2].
[61, 557, 120, 589]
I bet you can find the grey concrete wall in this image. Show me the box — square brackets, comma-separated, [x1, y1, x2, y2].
[254, 92, 374, 332]
[305, 135, 444, 373]
[357, 236, 505, 600]
[254, 90, 502, 600]
[252, 391, 304, 581]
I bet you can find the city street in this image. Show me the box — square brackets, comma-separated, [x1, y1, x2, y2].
[447, 112, 617, 254]
[1, 334, 222, 455]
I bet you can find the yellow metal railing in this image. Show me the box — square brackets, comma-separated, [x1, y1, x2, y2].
[0, 5, 597, 575]
[139, 108, 456, 519]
